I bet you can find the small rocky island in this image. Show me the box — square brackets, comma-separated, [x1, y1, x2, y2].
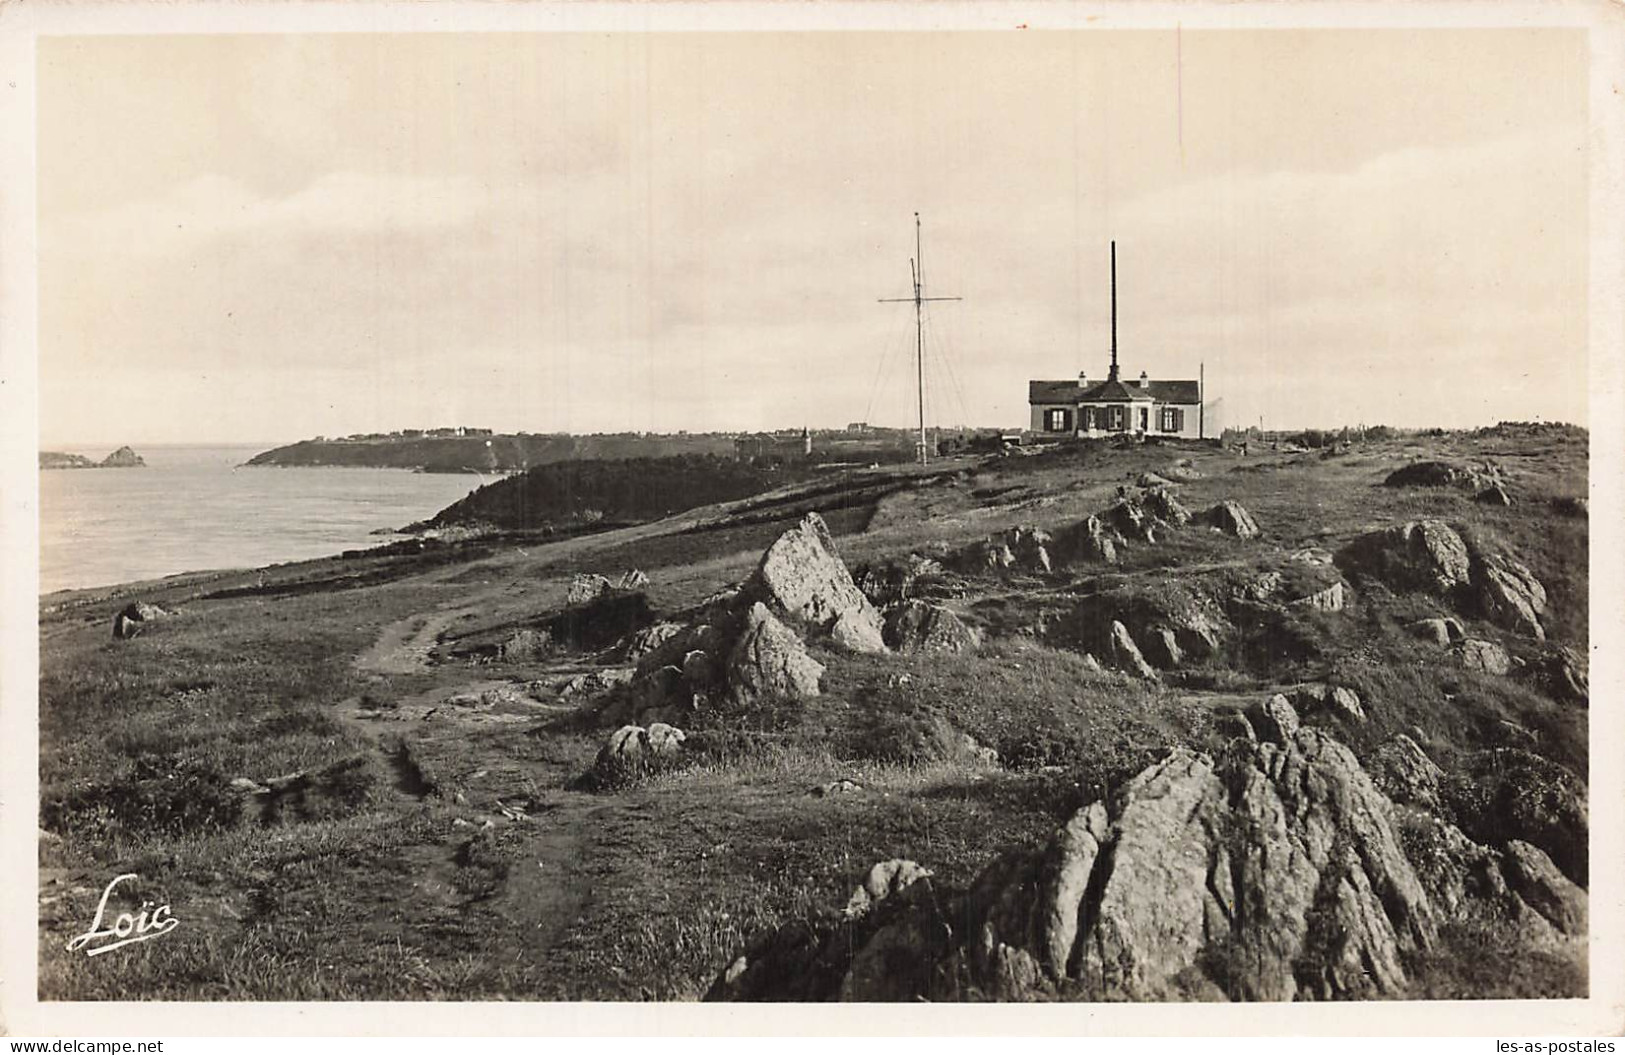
[40, 446, 146, 470]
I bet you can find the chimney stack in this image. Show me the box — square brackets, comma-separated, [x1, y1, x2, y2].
[1077, 370, 1088, 388]
[1139, 370, 1150, 389]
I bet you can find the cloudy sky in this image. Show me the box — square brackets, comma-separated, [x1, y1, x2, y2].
[38, 29, 1588, 445]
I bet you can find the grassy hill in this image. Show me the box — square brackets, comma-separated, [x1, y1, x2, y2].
[38, 423, 1590, 1001]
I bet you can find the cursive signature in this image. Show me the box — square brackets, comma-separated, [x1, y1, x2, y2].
[65, 873, 179, 957]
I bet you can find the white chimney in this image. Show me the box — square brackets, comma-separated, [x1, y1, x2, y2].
[1077, 371, 1088, 388]
[1139, 370, 1150, 389]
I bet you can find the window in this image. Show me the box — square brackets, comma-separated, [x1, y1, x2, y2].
[1045, 408, 1072, 432]
[1161, 407, 1184, 432]
[1107, 406, 1126, 431]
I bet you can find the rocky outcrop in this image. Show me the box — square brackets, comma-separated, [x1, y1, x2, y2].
[1370, 734, 1443, 808]
[711, 705, 1439, 1002]
[1142, 488, 1191, 527]
[1475, 485, 1512, 507]
[1290, 682, 1366, 723]
[622, 621, 685, 662]
[1456, 638, 1512, 676]
[883, 601, 979, 654]
[1408, 617, 1467, 647]
[99, 445, 147, 468]
[1472, 554, 1547, 641]
[1336, 519, 1471, 595]
[1540, 646, 1588, 704]
[957, 525, 1054, 575]
[1204, 500, 1260, 539]
[728, 602, 826, 705]
[854, 553, 947, 607]
[559, 667, 635, 698]
[1384, 460, 1500, 491]
[1500, 840, 1587, 936]
[746, 513, 886, 653]
[843, 859, 933, 919]
[566, 573, 615, 606]
[618, 569, 651, 590]
[112, 601, 170, 640]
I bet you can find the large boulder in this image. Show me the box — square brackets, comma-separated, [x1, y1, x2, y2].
[593, 722, 687, 780]
[853, 553, 947, 607]
[1500, 840, 1587, 937]
[883, 601, 979, 654]
[622, 621, 685, 663]
[1473, 554, 1548, 641]
[1408, 617, 1467, 647]
[112, 601, 169, 640]
[566, 573, 615, 606]
[746, 513, 886, 653]
[1204, 500, 1260, 539]
[711, 725, 1438, 1002]
[1291, 683, 1366, 723]
[727, 602, 825, 705]
[1336, 519, 1471, 595]
[1456, 638, 1512, 676]
[1540, 646, 1588, 704]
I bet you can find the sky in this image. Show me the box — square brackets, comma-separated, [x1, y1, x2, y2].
[37, 29, 1589, 446]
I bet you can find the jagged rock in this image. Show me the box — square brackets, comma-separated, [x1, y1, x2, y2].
[854, 553, 946, 607]
[1205, 500, 1260, 539]
[1072, 515, 1120, 563]
[1288, 546, 1335, 566]
[1103, 498, 1157, 544]
[1457, 747, 1589, 884]
[618, 569, 651, 590]
[1142, 627, 1184, 668]
[1456, 638, 1512, 675]
[1476, 485, 1513, 507]
[728, 602, 825, 705]
[1408, 617, 1467, 646]
[1500, 840, 1587, 936]
[844, 860, 933, 919]
[812, 779, 864, 798]
[1337, 519, 1471, 595]
[1136, 471, 1175, 488]
[883, 601, 979, 654]
[622, 621, 685, 662]
[1292, 683, 1366, 723]
[1541, 646, 1588, 704]
[1106, 621, 1159, 680]
[747, 513, 886, 653]
[1142, 488, 1192, 527]
[712, 729, 1436, 1002]
[112, 601, 169, 640]
[1371, 734, 1443, 808]
[1290, 580, 1348, 612]
[566, 573, 614, 606]
[1247, 694, 1301, 742]
[1239, 570, 1284, 603]
[1213, 712, 1257, 742]
[1473, 554, 1547, 641]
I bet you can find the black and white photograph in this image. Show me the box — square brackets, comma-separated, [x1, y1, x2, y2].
[2, 0, 1621, 1038]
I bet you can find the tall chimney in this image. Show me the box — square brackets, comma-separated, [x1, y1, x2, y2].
[1108, 241, 1120, 383]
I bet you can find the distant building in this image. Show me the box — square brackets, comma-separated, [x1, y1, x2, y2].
[1028, 369, 1202, 439]
[1028, 241, 1204, 439]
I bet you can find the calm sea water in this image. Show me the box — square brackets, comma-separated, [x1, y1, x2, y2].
[39, 445, 490, 595]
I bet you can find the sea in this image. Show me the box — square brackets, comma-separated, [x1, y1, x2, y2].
[39, 444, 490, 595]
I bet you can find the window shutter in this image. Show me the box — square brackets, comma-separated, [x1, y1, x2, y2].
[1172, 408, 1184, 432]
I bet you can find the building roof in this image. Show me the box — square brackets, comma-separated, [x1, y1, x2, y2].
[1029, 378, 1200, 405]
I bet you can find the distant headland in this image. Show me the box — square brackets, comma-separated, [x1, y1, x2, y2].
[243, 425, 987, 474]
[40, 446, 146, 470]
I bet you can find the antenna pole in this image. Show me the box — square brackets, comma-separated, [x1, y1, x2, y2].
[915, 213, 927, 465]
[1109, 240, 1119, 383]
[877, 213, 961, 467]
